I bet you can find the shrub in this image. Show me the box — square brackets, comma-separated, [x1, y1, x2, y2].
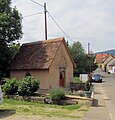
[18, 76, 40, 96]
[28, 76, 40, 93]
[73, 77, 82, 83]
[18, 79, 29, 96]
[50, 88, 66, 101]
[2, 78, 18, 95]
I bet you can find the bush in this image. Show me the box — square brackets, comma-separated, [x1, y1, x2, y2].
[2, 78, 18, 95]
[18, 79, 29, 96]
[2, 76, 40, 96]
[73, 77, 82, 83]
[18, 76, 40, 96]
[50, 88, 66, 101]
[28, 76, 40, 93]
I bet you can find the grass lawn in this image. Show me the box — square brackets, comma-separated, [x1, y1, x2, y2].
[0, 99, 89, 119]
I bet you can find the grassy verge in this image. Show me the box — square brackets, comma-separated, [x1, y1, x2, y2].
[0, 99, 89, 119]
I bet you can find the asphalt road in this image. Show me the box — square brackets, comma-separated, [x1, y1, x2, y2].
[102, 75, 115, 104]
[94, 68, 115, 105]
[94, 68, 115, 119]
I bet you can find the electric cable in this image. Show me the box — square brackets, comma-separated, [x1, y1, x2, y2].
[23, 12, 43, 19]
[30, 0, 44, 7]
[18, 1, 75, 43]
[47, 11, 74, 42]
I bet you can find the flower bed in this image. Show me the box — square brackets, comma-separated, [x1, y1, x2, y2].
[4, 93, 93, 106]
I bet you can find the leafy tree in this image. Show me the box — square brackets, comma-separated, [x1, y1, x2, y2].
[69, 41, 97, 76]
[0, 42, 11, 77]
[9, 42, 20, 58]
[0, 0, 22, 43]
[0, 0, 22, 78]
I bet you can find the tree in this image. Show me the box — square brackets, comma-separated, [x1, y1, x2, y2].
[9, 42, 20, 58]
[0, 0, 22, 43]
[69, 41, 97, 76]
[0, 0, 22, 78]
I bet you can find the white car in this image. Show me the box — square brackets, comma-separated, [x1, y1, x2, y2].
[0, 85, 3, 103]
[108, 70, 112, 74]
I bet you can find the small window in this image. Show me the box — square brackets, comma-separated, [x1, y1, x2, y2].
[25, 73, 31, 77]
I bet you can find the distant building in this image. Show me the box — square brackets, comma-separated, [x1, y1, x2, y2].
[109, 61, 115, 74]
[101, 55, 113, 72]
[95, 53, 109, 68]
[9, 38, 76, 89]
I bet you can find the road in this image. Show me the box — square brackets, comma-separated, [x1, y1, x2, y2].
[94, 68, 115, 105]
[102, 75, 115, 105]
[94, 68, 115, 119]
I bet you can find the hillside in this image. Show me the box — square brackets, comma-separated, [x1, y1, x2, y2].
[95, 49, 115, 56]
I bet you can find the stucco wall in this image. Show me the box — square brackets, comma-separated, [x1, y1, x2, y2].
[10, 69, 50, 89]
[107, 58, 115, 72]
[112, 66, 115, 73]
[49, 42, 73, 89]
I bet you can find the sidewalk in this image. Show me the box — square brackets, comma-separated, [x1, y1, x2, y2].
[82, 83, 111, 120]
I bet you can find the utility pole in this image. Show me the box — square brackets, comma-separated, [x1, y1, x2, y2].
[44, 3, 47, 40]
[88, 43, 90, 55]
[88, 43, 92, 83]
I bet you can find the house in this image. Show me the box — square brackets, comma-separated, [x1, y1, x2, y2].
[106, 57, 115, 73]
[95, 53, 109, 63]
[95, 53, 109, 68]
[109, 61, 115, 74]
[101, 55, 113, 72]
[9, 38, 76, 89]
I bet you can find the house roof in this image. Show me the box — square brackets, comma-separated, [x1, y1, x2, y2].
[95, 53, 109, 63]
[9, 37, 76, 70]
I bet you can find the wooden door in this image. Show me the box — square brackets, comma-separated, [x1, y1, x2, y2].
[59, 68, 66, 87]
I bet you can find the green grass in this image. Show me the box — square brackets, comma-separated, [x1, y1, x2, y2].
[3, 99, 81, 110]
[0, 99, 86, 119]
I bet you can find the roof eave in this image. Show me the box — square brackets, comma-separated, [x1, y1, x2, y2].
[9, 68, 49, 70]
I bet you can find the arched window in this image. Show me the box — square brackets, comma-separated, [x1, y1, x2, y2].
[25, 73, 31, 77]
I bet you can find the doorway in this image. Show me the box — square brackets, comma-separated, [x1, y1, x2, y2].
[104, 66, 107, 72]
[59, 67, 66, 87]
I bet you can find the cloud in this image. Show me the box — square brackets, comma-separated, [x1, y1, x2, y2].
[12, 0, 115, 53]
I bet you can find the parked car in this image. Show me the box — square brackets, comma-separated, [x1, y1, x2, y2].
[91, 74, 103, 83]
[0, 85, 3, 104]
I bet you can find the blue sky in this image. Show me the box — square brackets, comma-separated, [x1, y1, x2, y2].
[12, 0, 115, 53]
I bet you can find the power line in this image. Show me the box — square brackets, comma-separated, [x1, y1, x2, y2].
[48, 13, 56, 38]
[30, 0, 44, 7]
[47, 11, 74, 42]
[91, 44, 102, 53]
[23, 12, 43, 19]
[29, 1, 47, 40]
[27, 1, 75, 42]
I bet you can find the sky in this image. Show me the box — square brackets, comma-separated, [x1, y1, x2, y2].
[12, 0, 115, 53]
